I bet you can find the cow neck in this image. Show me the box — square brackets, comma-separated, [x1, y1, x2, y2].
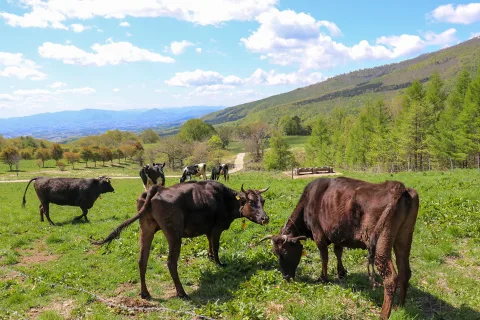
[234, 191, 245, 219]
[282, 213, 305, 237]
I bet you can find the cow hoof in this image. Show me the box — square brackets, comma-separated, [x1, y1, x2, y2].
[338, 269, 347, 279]
[177, 293, 190, 300]
[140, 292, 152, 300]
[317, 276, 329, 284]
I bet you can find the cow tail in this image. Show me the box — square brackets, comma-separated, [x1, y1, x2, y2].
[91, 185, 160, 246]
[367, 183, 406, 281]
[22, 178, 38, 208]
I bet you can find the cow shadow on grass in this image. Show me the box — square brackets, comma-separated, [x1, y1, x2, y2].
[188, 256, 276, 304]
[297, 271, 480, 319]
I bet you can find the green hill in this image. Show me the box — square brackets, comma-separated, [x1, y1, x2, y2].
[202, 37, 480, 127]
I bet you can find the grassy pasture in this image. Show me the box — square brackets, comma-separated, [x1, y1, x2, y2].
[0, 170, 479, 319]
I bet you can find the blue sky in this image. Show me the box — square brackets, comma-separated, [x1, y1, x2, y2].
[1, 1, 480, 118]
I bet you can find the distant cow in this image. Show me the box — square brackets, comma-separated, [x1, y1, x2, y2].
[211, 164, 229, 181]
[140, 162, 166, 190]
[22, 176, 115, 225]
[179, 163, 207, 183]
[260, 177, 419, 320]
[93, 181, 270, 299]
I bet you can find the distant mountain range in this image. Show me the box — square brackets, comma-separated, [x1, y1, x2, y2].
[202, 37, 480, 126]
[0, 106, 225, 141]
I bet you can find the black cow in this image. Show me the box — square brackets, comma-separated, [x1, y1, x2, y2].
[22, 176, 115, 225]
[140, 162, 166, 190]
[211, 164, 229, 181]
[260, 177, 419, 320]
[179, 163, 207, 183]
[93, 181, 270, 299]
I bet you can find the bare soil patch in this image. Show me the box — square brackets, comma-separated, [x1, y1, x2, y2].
[28, 299, 75, 319]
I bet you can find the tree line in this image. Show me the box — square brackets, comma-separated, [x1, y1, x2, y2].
[303, 69, 480, 171]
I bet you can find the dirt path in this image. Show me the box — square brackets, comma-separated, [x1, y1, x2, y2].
[0, 153, 247, 183]
[229, 152, 245, 174]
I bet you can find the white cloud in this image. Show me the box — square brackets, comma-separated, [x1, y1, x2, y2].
[165, 69, 244, 87]
[70, 23, 90, 33]
[119, 21, 131, 27]
[126, 32, 132, 37]
[470, 32, 480, 39]
[0, 0, 277, 28]
[38, 40, 175, 66]
[0, 52, 47, 80]
[196, 47, 202, 53]
[154, 89, 166, 92]
[242, 9, 457, 70]
[50, 82, 67, 88]
[170, 40, 194, 55]
[12, 87, 95, 96]
[430, 3, 480, 24]
[248, 68, 325, 85]
[166, 68, 324, 88]
[0, 94, 18, 101]
[113, 88, 120, 92]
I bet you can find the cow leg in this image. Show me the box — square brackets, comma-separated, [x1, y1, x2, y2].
[165, 237, 188, 298]
[74, 208, 88, 222]
[42, 203, 55, 225]
[334, 245, 347, 279]
[315, 240, 329, 283]
[207, 229, 225, 267]
[138, 221, 156, 299]
[39, 204, 44, 222]
[375, 238, 398, 320]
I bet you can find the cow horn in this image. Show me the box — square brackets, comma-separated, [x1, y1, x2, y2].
[290, 236, 307, 242]
[257, 235, 274, 243]
[258, 186, 270, 193]
[281, 234, 288, 244]
[241, 184, 246, 193]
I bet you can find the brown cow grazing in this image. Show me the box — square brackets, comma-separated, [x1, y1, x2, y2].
[93, 180, 270, 299]
[260, 177, 419, 320]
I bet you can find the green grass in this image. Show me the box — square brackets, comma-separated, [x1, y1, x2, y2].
[283, 135, 309, 151]
[0, 170, 479, 319]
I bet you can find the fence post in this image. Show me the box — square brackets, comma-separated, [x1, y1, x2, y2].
[291, 166, 294, 180]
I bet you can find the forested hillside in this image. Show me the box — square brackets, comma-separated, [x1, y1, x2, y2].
[202, 37, 480, 127]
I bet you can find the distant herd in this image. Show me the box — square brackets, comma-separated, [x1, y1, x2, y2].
[20, 161, 419, 319]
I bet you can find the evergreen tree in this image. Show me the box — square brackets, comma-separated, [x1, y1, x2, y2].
[306, 116, 332, 166]
[264, 131, 295, 170]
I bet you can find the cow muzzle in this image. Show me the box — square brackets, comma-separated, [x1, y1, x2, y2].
[260, 216, 269, 225]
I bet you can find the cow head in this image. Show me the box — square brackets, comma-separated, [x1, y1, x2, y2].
[238, 184, 270, 225]
[149, 162, 166, 186]
[259, 234, 307, 280]
[97, 176, 115, 193]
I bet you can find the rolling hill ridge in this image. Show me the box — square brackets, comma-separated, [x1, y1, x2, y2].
[202, 37, 480, 126]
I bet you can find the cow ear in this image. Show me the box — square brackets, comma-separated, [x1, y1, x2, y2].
[162, 162, 166, 167]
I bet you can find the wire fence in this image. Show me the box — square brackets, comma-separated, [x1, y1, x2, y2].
[0, 266, 217, 320]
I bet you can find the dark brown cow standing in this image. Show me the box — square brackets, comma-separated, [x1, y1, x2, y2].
[22, 176, 114, 225]
[93, 180, 270, 299]
[261, 177, 419, 320]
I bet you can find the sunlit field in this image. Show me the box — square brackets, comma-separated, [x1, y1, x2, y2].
[1, 170, 479, 319]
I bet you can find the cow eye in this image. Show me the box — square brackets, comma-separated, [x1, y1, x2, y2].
[249, 200, 256, 206]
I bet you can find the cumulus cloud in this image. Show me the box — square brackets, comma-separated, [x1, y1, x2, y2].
[196, 47, 202, 53]
[0, 52, 47, 80]
[50, 82, 67, 88]
[70, 23, 90, 32]
[0, 0, 277, 28]
[429, 3, 480, 24]
[13, 87, 95, 96]
[119, 21, 131, 27]
[170, 40, 194, 55]
[247, 68, 325, 85]
[166, 68, 325, 88]
[165, 69, 233, 86]
[38, 40, 175, 66]
[242, 9, 457, 70]
[113, 88, 120, 92]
